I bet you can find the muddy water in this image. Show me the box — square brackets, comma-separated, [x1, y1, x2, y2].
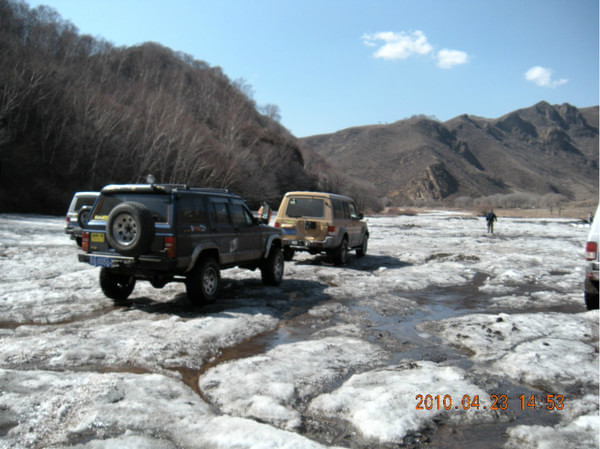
[191, 267, 582, 449]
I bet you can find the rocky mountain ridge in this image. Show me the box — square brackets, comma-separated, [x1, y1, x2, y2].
[301, 102, 598, 206]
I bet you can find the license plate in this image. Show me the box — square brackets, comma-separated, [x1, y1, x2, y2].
[282, 228, 296, 235]
[91, 233, 105, 243]
[89, 255, 113, 268]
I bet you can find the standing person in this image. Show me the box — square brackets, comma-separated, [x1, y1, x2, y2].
[486, 210, 498, 233]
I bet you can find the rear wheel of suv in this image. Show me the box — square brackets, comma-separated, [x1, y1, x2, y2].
[356, 234, 368, 257]
[106, 202, 155, 257]
[186, 257, 221, 304]
[100, 268, 136, 302]
[584, 279, 599, 310]
[261, 247, 284, 286]
[332, 237, 349, 265]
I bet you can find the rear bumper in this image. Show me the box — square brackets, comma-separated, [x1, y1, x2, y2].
[78, 252, 176, 272]
[282, 236, 337, 251]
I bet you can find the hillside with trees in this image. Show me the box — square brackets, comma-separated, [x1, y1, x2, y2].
[0, 0, 325, 213]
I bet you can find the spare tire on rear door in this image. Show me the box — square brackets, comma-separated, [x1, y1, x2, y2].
[106, 202, 155, 257]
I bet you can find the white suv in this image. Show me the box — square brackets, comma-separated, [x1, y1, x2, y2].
[584, 205, 599, 310]
[64, 191, 99, 246]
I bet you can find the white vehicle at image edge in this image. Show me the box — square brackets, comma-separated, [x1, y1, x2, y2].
[64, 191, 99, 246]
[584, 204, 599, 310]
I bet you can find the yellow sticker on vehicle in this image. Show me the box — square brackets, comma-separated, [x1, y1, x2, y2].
[91, 233, 105, 243]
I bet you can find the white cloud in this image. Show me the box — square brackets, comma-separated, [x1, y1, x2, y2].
[524, 66, 568, 88]
[362, 31, 469, 70]
[436, 49, 469, 69]
[362, 30, 433, 60]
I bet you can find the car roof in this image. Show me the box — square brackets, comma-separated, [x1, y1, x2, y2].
[283, 191, 355, 202]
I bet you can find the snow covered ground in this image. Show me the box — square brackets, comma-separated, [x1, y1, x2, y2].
[0, 212, 597, 449]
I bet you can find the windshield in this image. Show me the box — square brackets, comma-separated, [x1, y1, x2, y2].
[285, 197, 325, 218]
[93, 193, 170, 223]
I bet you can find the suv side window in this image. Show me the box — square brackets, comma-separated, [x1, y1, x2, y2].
[333, 199, 345, 220]
[341, 201, 351, 219]
[231, 201, 255, 227]
[348, 202, 359, 219]
[209, 198, 233, 231]
[178, 196, 207, 225]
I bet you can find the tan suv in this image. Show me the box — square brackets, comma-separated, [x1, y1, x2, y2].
[274, 191, 369, 265]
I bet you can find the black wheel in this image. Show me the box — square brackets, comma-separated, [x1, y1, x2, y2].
[100, 268, 135, 302]
[356, 233, 368, 257]
[332, 237, 349, 265]
[261, 247, 284, 286]
[283, 247, 295, 261]
[185, 258, 221, 304]
[584, 279, 599, 310]
[77, 206, 92, 229]
[106, 202, 155, 257]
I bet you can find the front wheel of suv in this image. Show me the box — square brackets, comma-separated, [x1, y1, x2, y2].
[100, 268, 136, 303]
[186, 257, 221, 304]
[261, 247, 284, 286]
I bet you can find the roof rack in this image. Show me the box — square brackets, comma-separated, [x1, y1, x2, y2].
[101, 183, 233, 195]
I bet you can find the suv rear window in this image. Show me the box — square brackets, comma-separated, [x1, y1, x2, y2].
[93, 194, 170, 223]
[73, 196, 97, 211]
[285, 197, 325, 218]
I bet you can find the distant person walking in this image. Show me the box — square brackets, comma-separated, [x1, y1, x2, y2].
[486, 210, 498, 233]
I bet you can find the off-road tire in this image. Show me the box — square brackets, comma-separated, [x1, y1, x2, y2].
[332, 237, 349, 265]
[261, 247, 284, 286]
[185, 257, 221, 304]
[106, 202, 155, 257]
[584, 278, 599, 310]
[100, 268, 136, 303]
[356, 234, 368, 257]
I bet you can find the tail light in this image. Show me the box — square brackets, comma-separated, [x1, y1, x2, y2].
[327, 226, 336, 236]
[82, 232, 89, 252]
[585, 241, 597, 261]
[274, 222, 280, 227]
[164, 236, 176, 258]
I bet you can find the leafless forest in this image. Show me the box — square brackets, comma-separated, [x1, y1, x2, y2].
[0, 0, 338, 213]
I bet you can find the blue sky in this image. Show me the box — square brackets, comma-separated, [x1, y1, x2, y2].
[26, 0, 599, 137]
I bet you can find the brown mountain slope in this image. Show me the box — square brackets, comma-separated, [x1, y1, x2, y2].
[301, 102, 599, 205]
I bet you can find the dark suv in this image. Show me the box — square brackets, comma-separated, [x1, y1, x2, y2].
[78, 184, 284, 304]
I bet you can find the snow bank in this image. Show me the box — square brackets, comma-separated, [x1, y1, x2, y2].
[308, 361, 497, 444]
[0, 369, 341, 449]
[505, 394, 599, 449]
[199, 336, 384, 430]
[0, 307, 279, 373]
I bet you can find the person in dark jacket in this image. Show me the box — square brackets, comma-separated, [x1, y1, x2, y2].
[486, 210, 498, 233]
